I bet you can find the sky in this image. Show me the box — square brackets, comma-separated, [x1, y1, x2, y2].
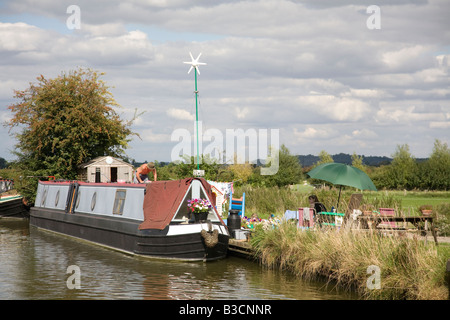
[0, 0, 449, 164]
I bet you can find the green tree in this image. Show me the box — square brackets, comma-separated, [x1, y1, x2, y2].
[5, 68, 137, 201]
[263, 144, 303, 187]
[175, 154, 221, 180]
[351, 152, 367, 172]
[388, 144, 417, 189]
[227, 154, 253, 186]
[316, 150, 334, 166]
[423, 139, 450, 190]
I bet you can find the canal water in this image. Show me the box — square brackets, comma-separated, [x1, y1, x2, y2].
[0, 219, 357, 300]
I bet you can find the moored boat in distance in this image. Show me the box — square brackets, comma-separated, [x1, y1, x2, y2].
[0, 195, 30, 218]
[30, 177, 229, 261]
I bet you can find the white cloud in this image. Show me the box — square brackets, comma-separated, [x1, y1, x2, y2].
[166, 108, 194, 121]
[0, 22, 50, 51]
[140, 128, 170, 143]
[298, 95, 371, 122]
[1, 0, 449, 160]
[429, 121, 450, 129]
[294, 127, 337, 140]
[352, 128, 378, 139]
[382, 45, 431, 70]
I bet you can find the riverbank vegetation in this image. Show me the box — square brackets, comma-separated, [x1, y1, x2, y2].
[250, 223, 449, 300]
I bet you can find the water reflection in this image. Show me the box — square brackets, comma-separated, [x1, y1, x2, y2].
[0, 219, 356, 300]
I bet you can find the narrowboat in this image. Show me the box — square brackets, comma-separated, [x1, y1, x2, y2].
[30, 177, 229, 261]
[0, 195, 30, 218]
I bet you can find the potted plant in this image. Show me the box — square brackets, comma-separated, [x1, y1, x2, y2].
[187, 198, 212, 222]
[361, 204, 375, 216]
[419, 204, 433, 216]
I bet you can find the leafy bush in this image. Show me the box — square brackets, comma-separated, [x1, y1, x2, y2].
[434, 202, 450, 236]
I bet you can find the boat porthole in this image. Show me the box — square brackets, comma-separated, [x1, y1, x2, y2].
[75, 191, 81, 209]
[91, 192, 97, 211]
[41, 189, 47, 207]
[55, 190, 60, 207]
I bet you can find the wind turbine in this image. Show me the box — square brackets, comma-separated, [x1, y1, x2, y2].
[183, 52, 206, 75]
[183, 52, 206, 172]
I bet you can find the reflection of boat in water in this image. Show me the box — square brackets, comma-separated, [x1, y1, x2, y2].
[30, 177, 229, 261]
[0, 195, 30, 218]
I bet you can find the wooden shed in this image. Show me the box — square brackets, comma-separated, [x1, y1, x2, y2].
[78, 156, 134, 183]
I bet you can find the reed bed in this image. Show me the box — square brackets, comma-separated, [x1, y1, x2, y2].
[250, 223, 449, 300]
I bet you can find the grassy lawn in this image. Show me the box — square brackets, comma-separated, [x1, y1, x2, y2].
[400, 195, 449, 208]
[340, 189, 449, 215]
[382, 191, 449, 215]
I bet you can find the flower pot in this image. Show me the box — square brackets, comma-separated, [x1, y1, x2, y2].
[194, 211, 208, 222]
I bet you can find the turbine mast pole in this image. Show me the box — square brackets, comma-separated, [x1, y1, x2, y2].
[183, 52, 206, 175]
[195, 68, 199, 170]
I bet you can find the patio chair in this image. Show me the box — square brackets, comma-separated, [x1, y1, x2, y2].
[298, 207, 315, 228]
[229, 191, 245, 218]
[344, 193, 363, 231]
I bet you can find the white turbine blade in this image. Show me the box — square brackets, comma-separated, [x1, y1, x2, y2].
[188, 66, 193, 74]
[189, 52, 194, 61]
[196, 53, 202, 60]
[197, 62, 206, 65]
[195, 66, 200, 75]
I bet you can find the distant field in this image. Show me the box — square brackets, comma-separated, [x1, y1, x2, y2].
[375, 190, 449, 208]
[293, 185, 449, 213]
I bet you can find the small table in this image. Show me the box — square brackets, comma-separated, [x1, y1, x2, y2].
[357, 215, 438, 244]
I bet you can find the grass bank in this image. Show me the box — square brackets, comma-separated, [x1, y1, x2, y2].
[250, 223, 449, 300]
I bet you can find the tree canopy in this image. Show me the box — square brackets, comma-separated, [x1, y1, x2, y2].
[6, 68, 137, 200]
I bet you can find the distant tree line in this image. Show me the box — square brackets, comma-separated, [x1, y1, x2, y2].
[0, 157, 8, 169]
[369, 140, 450, 190]
[304, 140, 449, 191]
[298, 153, 394, 168]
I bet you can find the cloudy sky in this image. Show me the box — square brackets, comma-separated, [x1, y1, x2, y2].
[1, 0, 449, 164]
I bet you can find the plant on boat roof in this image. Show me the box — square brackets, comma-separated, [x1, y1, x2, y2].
[187, 198, 212, 214]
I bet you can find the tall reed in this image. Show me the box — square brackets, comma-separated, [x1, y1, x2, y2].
[233, 185, 401, 219]
[251, 223, 448, 300]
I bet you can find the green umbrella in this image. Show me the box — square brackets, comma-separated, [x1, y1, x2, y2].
[307, 162, 377, 210]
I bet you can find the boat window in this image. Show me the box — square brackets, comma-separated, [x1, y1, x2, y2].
[172, 186, 220, 222]
[113, 189, 126, 215]
[55, 190, 60, 207]
[91, 192, 97, 211]
[75, 191, 81, 209]
[173, 188, 192, 221]
[41, 189, 47, 207]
